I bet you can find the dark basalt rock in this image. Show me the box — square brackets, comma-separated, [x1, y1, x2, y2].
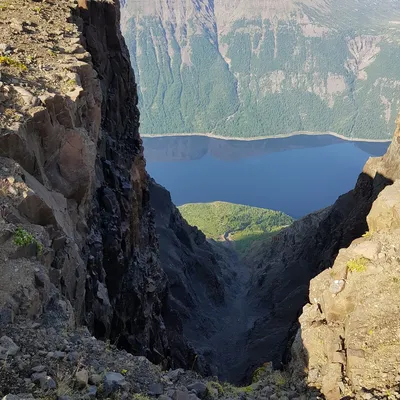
[77, 1, 170, 363]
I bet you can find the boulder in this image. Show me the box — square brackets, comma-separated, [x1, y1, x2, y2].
[352, 241, 381, 260]
[172, 391, 189, 400]
[367, 181, 400, 232]
[0, 336, 19, 359]
[39, 376, 57, 390]
[104, 372, 127, 394]
[187, 382, 207, 398]
[75, 369, 89, 388]
[148, 383, 163, 396]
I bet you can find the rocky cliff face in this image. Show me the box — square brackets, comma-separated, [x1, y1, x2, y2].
[149, 180, 236, 374]
[0, 0, 177, 367]
[78, 0, 169, 364]
[0, 0, 170, 362]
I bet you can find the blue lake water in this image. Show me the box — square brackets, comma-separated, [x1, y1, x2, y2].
[143, 134, 390, 218]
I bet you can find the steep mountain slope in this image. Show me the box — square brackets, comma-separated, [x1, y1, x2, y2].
[149, 180, 236, 375]
[121, 0, 400, 140]
[0, 0, 170, 364]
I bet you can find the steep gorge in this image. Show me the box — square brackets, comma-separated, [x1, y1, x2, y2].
[1, 0, 400, 399]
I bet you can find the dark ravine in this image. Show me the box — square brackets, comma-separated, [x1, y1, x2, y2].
[149, 180, 233, 374]
[149, 180, 263, 381]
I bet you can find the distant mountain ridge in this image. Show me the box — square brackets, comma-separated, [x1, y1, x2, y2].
[121, 0, 400, 140]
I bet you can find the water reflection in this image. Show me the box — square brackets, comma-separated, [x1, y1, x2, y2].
[143, 134, 390, 218]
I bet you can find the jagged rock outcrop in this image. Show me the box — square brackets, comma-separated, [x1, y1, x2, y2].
[290, 122, 400, 398]
[77, 0, 169, 363]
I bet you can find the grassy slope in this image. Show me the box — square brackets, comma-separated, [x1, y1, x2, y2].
[178, 202, 294, 254]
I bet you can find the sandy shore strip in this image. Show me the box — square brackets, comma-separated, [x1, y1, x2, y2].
[141, 130, 392, 143]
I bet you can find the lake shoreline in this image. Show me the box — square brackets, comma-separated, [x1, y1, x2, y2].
[141, 131, 392, 143]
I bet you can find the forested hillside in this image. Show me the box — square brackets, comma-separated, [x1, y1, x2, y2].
[121, 0, 400, 140]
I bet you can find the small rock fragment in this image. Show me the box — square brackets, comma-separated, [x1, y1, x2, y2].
[40, 376, 57, 390]
[0, 336, 19, 359]
[13, 87, 39, 107]
[172, 390, 189, 400]
[54, 351, 66, 359]
[166, 369, 184, 382]
[148, 383, 164, 396]
[329, 279, 345, 295]
[88, 386, 97, 398]
[75, 369, 89, 388]
[31, 365, 46, 373]
[0, 44, 11, 53]
[187, 382, 207, 398]
[89, 374, 102, 385]
[31, 371, 47, 383]
[331, 351, 346, 364]
[104, 372, 127, 394]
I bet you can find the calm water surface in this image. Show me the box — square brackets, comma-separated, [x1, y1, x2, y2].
[143, 135, 390, 218]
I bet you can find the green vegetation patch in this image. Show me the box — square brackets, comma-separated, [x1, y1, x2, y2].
[13, 227, 43, 255]
[0, 56, 27, 71]
[206, 381, 255, 398]
[178, 202, 293, 254]
[362, 231, 373, 239]
[347, 257, 368, 273]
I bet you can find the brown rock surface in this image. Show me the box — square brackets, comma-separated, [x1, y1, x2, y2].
[294, 188, 400, 397]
